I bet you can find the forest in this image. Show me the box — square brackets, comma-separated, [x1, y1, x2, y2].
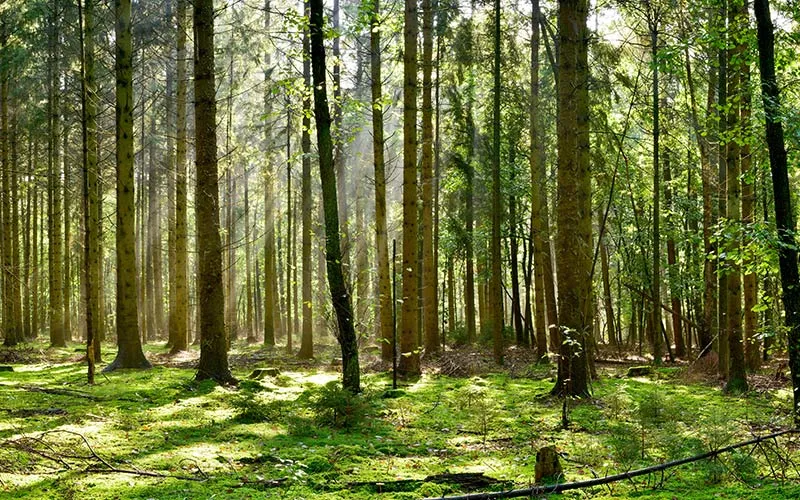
[2, 0, 800, 497]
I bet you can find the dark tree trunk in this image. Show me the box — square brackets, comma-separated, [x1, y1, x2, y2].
[309, 0, 360, 392]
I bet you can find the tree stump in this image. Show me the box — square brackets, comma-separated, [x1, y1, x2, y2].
[626, 365, 653, 377]
[535, 446, 563, 484]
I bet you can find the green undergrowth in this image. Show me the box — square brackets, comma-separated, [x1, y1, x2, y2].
[0, 341, 799, 499]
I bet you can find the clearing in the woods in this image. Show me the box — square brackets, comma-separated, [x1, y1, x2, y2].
[0, 342, 798, 499]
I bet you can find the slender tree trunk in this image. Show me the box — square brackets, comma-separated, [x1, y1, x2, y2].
[263, 0, 277, 347]
[165, 0, 177, 350]
[193, 0, 235, 384]
[421, 0, 438, 356]
[754, 0, 800, 425]
[741, 22, 759, 372]
[489, 0, 504, 364]
[106, 0, 150, 370]
[725, 0, 747, 392]
[298, 1, 314, 360]
[400, 0, 420, 375]
[245, 168, 255, 343]
[370, 0, 392, 362]
[309, 0, 360, 392]
[171, 0, 189, 354]
[47, 0, 65, 348]
[663, 152, 685, 357]
[718, 6, 730, 375]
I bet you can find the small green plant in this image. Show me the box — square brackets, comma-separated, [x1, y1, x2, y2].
[231, 385, 286, 423]
[305, 381, 371, 428]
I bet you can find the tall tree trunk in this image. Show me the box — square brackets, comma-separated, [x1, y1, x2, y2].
[400, 0, 420, 375]
[245, 168, 255, 343]
[489, 0, 504, 364]
[47, 0, 65, 348]
[370, 0, 392, 361]
[741, 26, 759, 372]
[650, 20, 663, 364]
[717, 6, 729, 375]
[285, 105, 293, 353]
[552, 0, 591, 397]
[754, 0, 800, 425]
[309, 0, 360, 392]
[79, 0, 100, 381]
[725, 0, 747, 392]
[263, 0, 278, 346]
[107, 0, 150, 370]
[171, 0, 189, 354]
[193, 0, 235, 385]
[165, 0, 177, 350]
[664, 151, 685, 357]
[421, 0, 438, 356]
[298, 1, 314, 360]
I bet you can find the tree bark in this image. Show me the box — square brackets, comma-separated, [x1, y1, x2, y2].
[370, 0, 392, 362]
[552, 0, 591, 397]
[309, 0, 360, 392]
[489, 0, 504, 365]
[194, 0, 236, 385]
[400, 0, 420, 375]
[298, 2, 314, 360]
[106, 0, 150, 370]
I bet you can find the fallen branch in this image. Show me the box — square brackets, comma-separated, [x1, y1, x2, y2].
[3, 429, 207, 481]
[424, 429, 798, 500]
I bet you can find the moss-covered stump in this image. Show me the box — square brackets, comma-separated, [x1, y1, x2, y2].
[535, 445, 563, 483]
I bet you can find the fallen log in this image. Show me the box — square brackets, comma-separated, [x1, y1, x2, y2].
[424, 429, 798, 500]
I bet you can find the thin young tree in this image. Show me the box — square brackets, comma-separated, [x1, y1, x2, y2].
[308, 0, 360, 392]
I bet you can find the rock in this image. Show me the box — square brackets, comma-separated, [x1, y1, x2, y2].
[535, 445, 563, 484]
[626, 365, 653, 377]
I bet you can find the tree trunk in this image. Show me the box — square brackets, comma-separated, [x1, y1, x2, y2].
[309, 0, 360, 392]
[725, 0, 748, 393]
[106, 0, 150, 370]
[369, 0, 392, 361]
[262, 0, 278, 347]
[489, 0, 504, 365]
[400, 0, 420, 376]
[298, 4, 314, 360]
[754, 0, 800, 425]
[421, 0, 438, 356]
[552, 0, 591, 397]
[663, 152, 684, 358]
[171, 0, 189, 354]
[193, 0, 235, 385]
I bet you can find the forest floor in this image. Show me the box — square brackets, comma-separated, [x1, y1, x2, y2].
[1, 340, 799, 499]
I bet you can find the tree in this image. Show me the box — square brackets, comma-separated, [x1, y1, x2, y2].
[78, 0, 100, 382]
[193, 0, 236, 385]
[308, 0, 360, 392]
[171, 0, 189, 354]
[421, 0, 438, 357]
[725, 0, 747, 393]
[753, 0, 800, 424]
[298, 0, 313, 360]
[489, 0, 503, 365]
[552, 0, 591, 397]
[105, 0, 151, 371]
[400, 0, 420, 376]
[370, 0, 393, 363]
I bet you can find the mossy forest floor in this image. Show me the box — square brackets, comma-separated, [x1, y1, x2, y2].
[1, 341, 799, 499]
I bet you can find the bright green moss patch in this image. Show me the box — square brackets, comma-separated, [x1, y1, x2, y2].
[0, 342, 798, 498]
